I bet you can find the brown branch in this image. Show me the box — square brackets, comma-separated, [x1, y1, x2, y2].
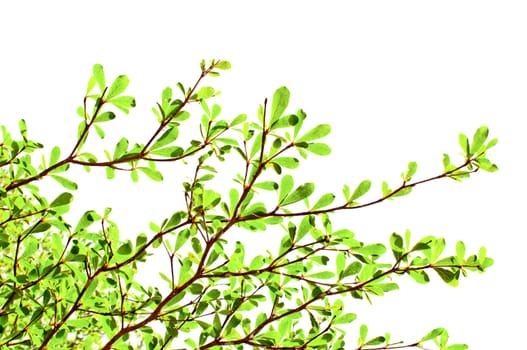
[235, 157, 476, 223]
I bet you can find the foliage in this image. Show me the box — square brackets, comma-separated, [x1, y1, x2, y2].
[0, 60, 497, 349]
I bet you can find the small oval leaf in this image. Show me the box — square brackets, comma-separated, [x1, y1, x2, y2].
[281, 182, 315, 206]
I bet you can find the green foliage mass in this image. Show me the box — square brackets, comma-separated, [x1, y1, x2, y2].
[0, 60, 498, 349]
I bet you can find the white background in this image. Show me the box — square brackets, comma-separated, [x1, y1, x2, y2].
[1, 1, 526, 348]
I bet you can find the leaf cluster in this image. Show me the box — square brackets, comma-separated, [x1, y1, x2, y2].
[0, 60, 497, 349]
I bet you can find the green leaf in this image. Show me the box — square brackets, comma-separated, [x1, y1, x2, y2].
[138, 167, 163, 182]
[216, 137, 239, 147]
[113, 137, 129, 160]
[252, 181, 277, 192]
[350, 180, 371, 201]
[228, 188, 240, 215]
[250, 132, 263, 159]
[49, 146, 61, 166]
[420, 327, 446, 341]
[136, 233, 148, 250]
[210, 104, 221, 119]
[249, 255, 265, 270]
[431, 237, 445, 262]
[93, 64, 105, 92]
[311, 193, 335, 210]
[333, 313, 356, 325]
[443, 153, 454, 171]
[21, 237, 39, 258]
[31, 222, 51, 233]
[471, 126, 489, 154]
[117, 241, 133, 256]
[458, 133, 469, 156]
[342, 184, 350, 200]
[203, 189, 221, 209]
[365, 336, 386, 346]
[356, 243, 386, 257]
[243, 202, 267, 217]
[77, 121, 88, 145]
[270, 138, 282, 155]
[86, 76, 96, 94]
[446, 345, 468, 350]
[277, 317, 292, 337]
[404, 161, 417, 181]
[374, 282, 399, 292]
[94, 124, 105, 139]
[150, 146, 184, 158]
[95, 111, 116, 123]
[178, 258, 193, 285]
[411, 241, 431, 251]
[336, 252, 346, 277]
[109, 96, 136, 114]
[18, 119, 28, 139]
[298, 124, 331, 142]
[75, 210, 100, 232]
[270, 86, 290, 124]
[449, 170, 471, 182]
[279, 175, 294, 203]
[106, 167, 115, 180]
[390, 232, 404, 260]
[408, 270, 430, 284]
[131, 169, 139, 182]
[393, 187, 412, 197]
[272, 157, 299, 169]
[161, 86, 172, 109]
[455, 241, 465, 262]
[106, 75, 129, 100]
[51, 175, 78, 190]
[434, 267, 455, 284]
[307, 271, 334, 279]
[381, 181, 391, 197]
[175, 229, 190, 252]
[50, 192, 73, 208]
[485, 137, 498, 150]
[359, 324, 368, 343]
[231, 113, 247, 126]
[296, 215, 314, 241]
[78, 152, 97, 164]
[342, 261, 362, 278]
[228, 241, 245, 272]
[478, 246, 487, 263]
[281, 182, 314, 206]
[164, 212, 182, 231]
[270, 114, 299, 129]
[215, 60, 231, 70]
[474, 157, 498, 172]
[306, 143, 331, 155]
[151, 127, 179, 150]
[405, 229, 412, 250]
[197, 86, 215, 99]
